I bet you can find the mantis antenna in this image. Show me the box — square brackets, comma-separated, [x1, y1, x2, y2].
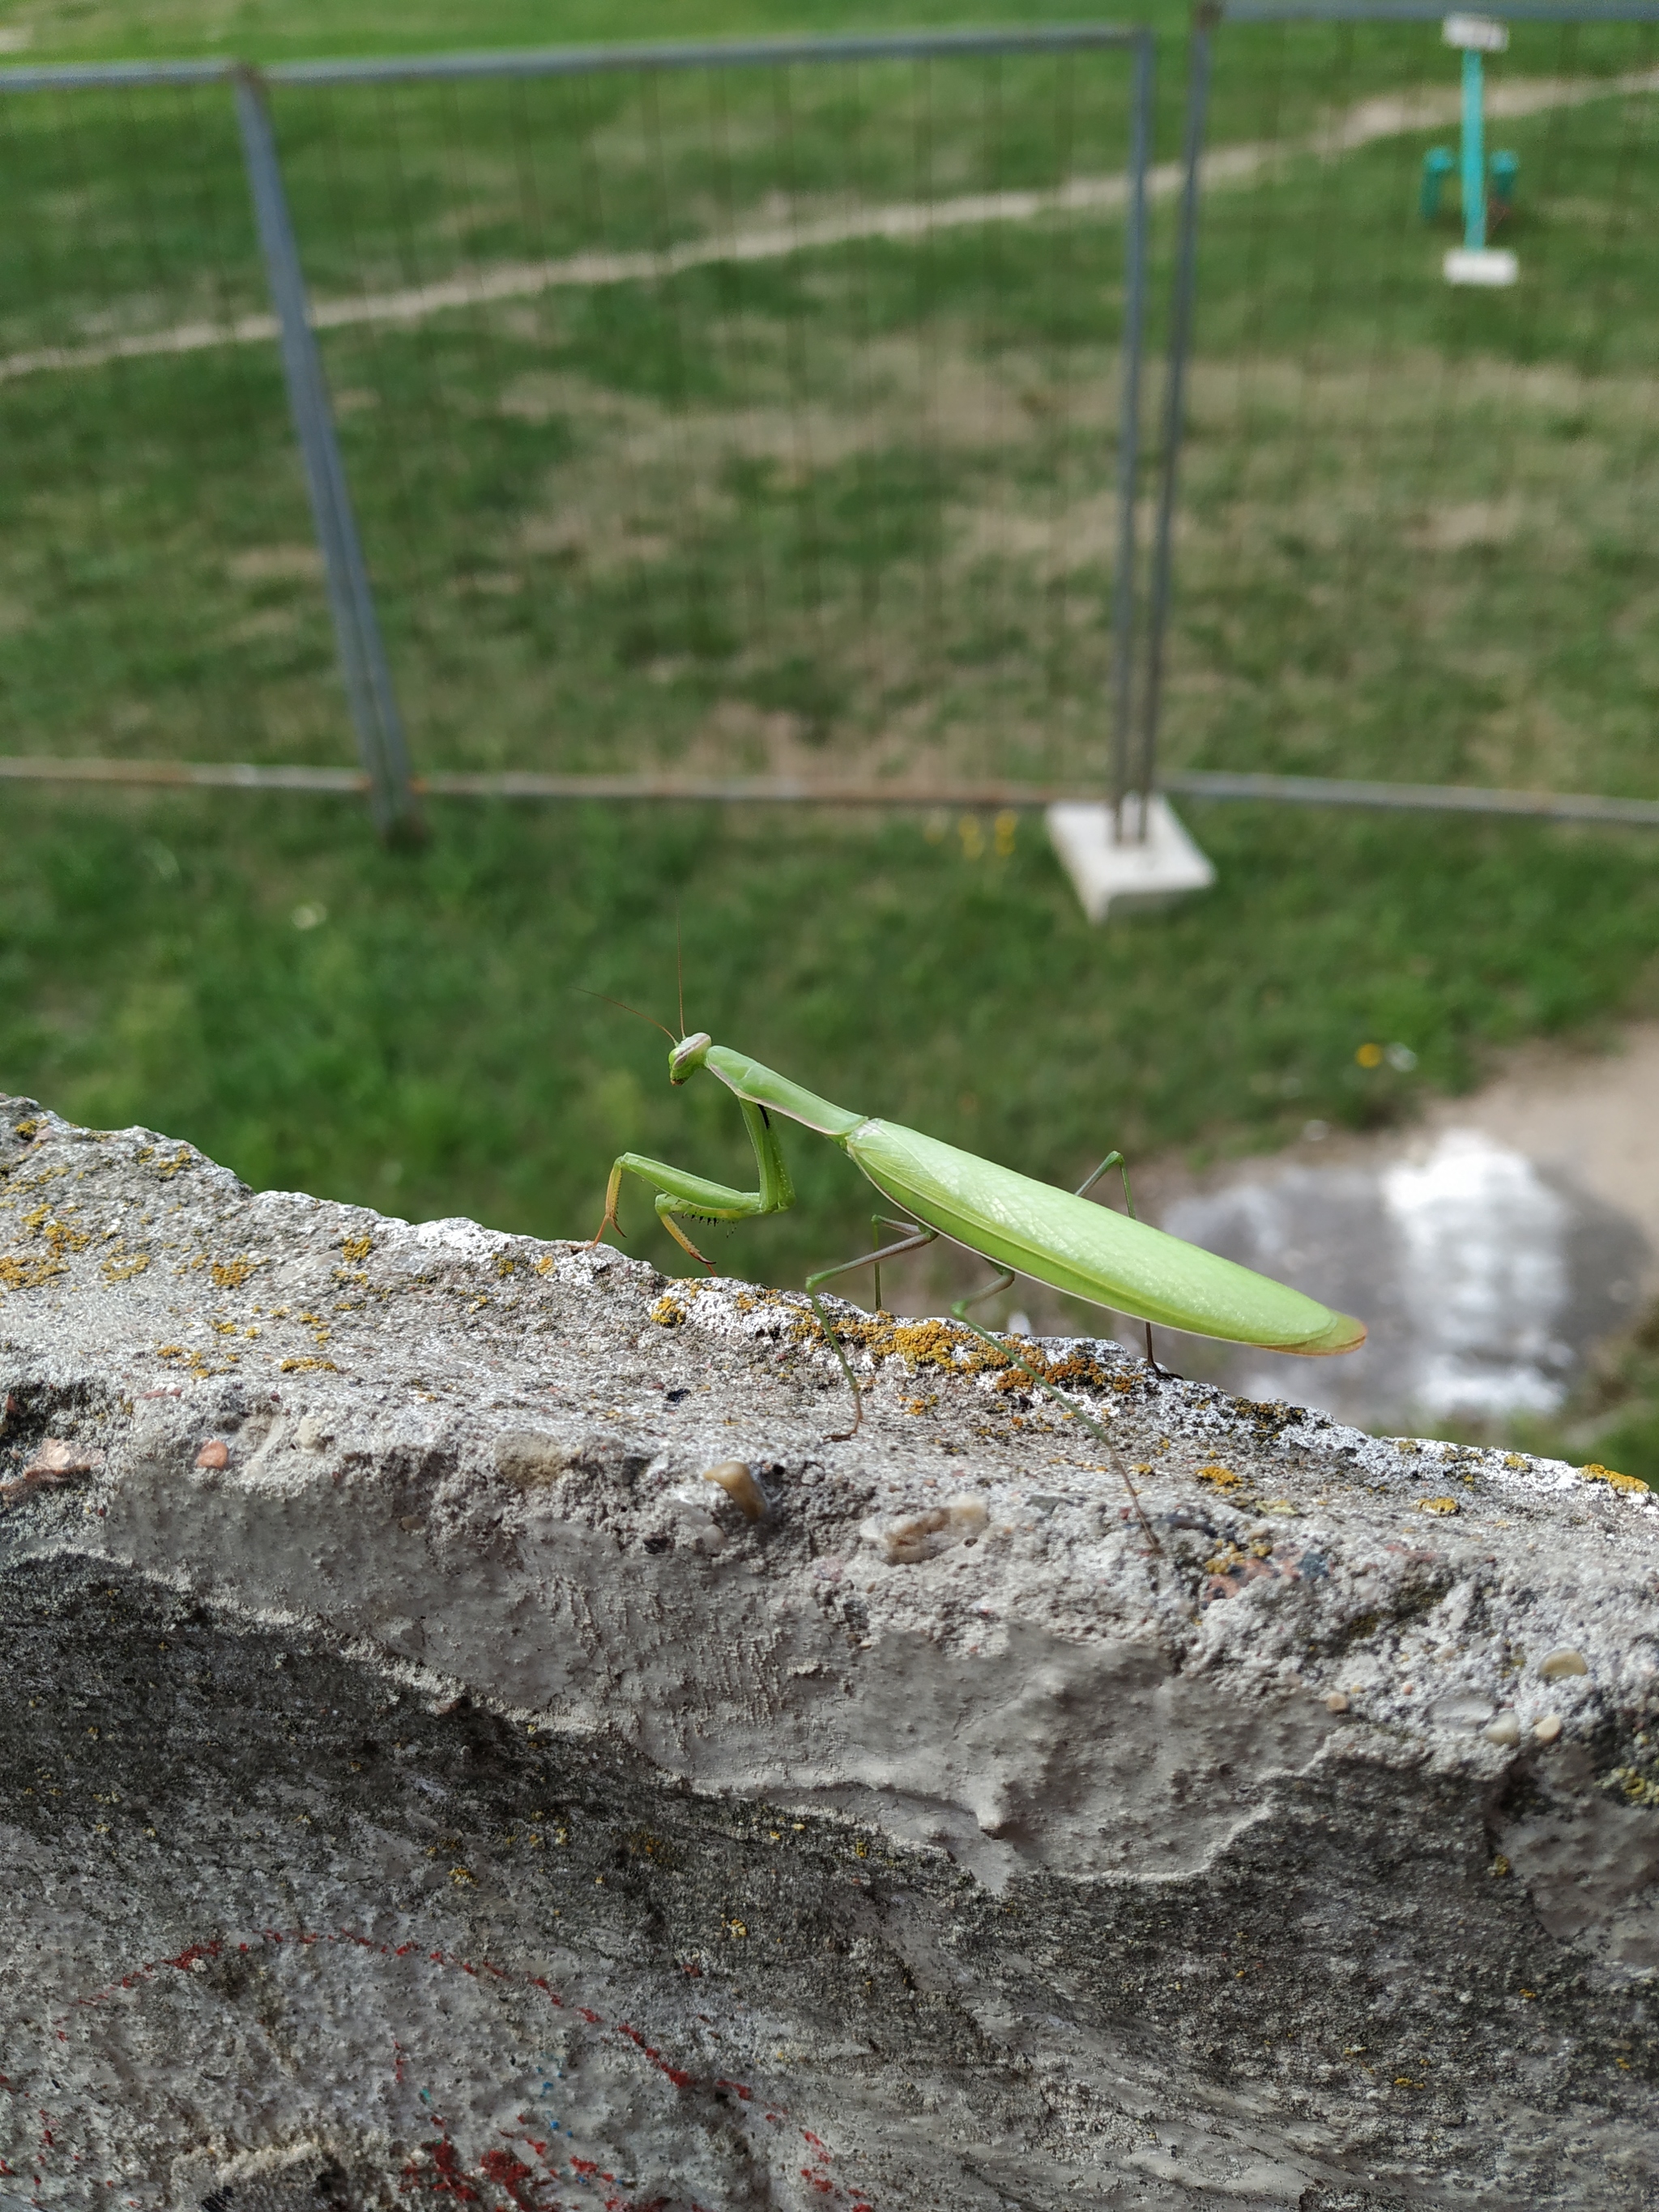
[577, 987, 678, 1044]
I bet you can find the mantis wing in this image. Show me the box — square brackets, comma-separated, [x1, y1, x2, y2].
[847, 1119, 1364, 1355]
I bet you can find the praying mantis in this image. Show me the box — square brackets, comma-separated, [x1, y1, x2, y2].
[587, 1017, 1366, 1463]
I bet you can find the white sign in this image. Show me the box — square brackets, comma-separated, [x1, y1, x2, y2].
[1443, 15, 1510, 52]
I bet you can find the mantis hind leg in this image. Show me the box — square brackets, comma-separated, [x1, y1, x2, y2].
[804, 1218, 939, 1442]
[1075, 1149, 1130, 1204]
[947, 1282, 1168, 1571]
[1076, 1148, 1162, 1374]
[952, 1265, 1017, 1319]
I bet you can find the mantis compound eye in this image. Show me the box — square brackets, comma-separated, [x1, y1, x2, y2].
[668, 1032, 713, 1084]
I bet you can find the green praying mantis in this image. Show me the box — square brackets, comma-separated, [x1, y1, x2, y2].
[587, 1009, 1367, 1469]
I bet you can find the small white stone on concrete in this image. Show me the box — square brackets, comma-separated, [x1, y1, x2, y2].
[1046, 794, 1217, 923]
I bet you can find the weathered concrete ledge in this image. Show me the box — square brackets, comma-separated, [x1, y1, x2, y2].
[2, 1094, 1657, 2210]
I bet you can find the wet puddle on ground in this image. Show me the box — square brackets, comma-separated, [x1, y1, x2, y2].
[971, 1025, 1659, 1434]
[1153, 1025, 1659, 1430]
[1162, 1124, 1649, 1429]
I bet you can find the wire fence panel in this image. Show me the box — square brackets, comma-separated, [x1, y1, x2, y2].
[1152, 6, 1659, 812]
[252, 38, 1151, 791]
[0, 78, 360, 776]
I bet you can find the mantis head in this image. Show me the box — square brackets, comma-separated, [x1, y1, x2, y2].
[668, 1032, 713, 1084]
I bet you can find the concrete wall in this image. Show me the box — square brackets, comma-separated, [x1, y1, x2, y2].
[2, 1096, 1656, 2209]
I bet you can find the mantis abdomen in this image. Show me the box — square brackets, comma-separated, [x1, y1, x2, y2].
[845, 1118, 1364, 1357]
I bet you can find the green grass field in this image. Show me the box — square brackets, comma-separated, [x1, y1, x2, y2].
[3, 0, 1659, 1472]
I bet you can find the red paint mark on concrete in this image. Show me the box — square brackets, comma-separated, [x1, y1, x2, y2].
[401, 2137, 482, 2200]
[164, 1941, 222, 1971]
[23, 1924, 874, 2210]
[476, 2147, 544, 2208]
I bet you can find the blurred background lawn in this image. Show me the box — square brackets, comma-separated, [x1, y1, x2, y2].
[3, 0, 1658, 1471]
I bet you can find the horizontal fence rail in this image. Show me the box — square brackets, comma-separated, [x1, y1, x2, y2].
[6, 752, 1657, 828]
[0, 27, 1149, 96]
[1222, 3, 1659, 23]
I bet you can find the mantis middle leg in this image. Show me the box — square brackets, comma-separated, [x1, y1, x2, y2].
[947, 1279, 1167, 1568]
[945, 1177, 1168, 1566]
[804, 1216, 939, 1440]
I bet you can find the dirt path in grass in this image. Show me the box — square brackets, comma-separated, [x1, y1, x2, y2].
[1415, 1020, 1659, 1265]
[3, 64, 1657, 386]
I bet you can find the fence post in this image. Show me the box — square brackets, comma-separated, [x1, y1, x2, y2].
[232, 65, 423, 843]
[1134, 3, 1216, 821]
[1109, 28, 1154, 841]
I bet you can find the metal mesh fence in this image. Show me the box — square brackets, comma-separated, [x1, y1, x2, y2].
[0, 32, 1155, 816]
[1152, 2, 1659, 825]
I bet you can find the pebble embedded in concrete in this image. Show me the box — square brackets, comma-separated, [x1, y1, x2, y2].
[701, 1458, 768, 1520]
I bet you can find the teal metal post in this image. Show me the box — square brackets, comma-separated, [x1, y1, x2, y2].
[1461, 47, 1486, 251]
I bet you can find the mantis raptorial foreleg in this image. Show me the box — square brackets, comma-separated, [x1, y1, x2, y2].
[589, 1151, 769, 1268]
[588, 1097, 797, 1268]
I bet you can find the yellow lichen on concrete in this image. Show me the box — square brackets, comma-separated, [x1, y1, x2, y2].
[0, 1254, 67, 1293]
[1580, 1462, 1648, 1495]
[1198, 1464, 1245, 1493]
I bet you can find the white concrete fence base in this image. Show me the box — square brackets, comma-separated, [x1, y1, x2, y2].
[1445, 245, 1520, 285]
[1047, 793, 1218, 922]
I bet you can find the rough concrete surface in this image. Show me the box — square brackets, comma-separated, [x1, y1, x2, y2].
[2, 1095, 1657, 2211]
